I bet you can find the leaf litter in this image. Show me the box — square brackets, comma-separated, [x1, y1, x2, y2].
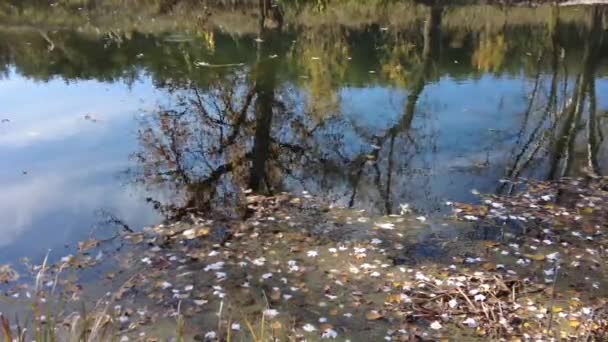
[1, 178, 607, 340]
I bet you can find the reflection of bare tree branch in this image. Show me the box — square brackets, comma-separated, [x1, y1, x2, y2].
[548, 6, 603, 179]
[218, 86, 256, 153]
[500, 9, 562, 193]
[347, 5, 441, 212]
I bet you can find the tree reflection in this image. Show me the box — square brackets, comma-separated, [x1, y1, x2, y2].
[131, 4, 607, 219]
[132, 5, 447, 218]
[501, 5, 606, 193]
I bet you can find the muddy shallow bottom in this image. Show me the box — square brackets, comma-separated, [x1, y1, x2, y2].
[1, 179, 607, 341]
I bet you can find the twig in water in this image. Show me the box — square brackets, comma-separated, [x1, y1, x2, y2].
[546, 262, 560, 333]
[456, 287, 477, 311]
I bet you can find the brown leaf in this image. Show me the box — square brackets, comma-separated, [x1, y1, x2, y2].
[78, 239, 99, 252]
[365, 310, 383, 321]
[0, 265, 19, 283]
[481, 262, 496, 271]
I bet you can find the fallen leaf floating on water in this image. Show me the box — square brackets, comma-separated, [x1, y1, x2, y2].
[366, 310, 383, 321]
[182, 227, 209, 239]
[0, 265, 19, 283]
[78, 239, 99, 252]
[15, 191, 608, 340]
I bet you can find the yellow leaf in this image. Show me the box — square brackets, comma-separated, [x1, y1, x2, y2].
[482, 241, 500, 248]
[524, 254, 545, 261]
[569, 319, 580, 328]
[386, 294, 402, 303]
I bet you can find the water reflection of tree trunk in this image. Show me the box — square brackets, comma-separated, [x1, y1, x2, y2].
[586, 78, 601, 175]
[250, 11, 280, 193]
[548, 6, 603, 180]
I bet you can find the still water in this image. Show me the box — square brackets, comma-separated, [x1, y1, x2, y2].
[0, 2, 607, 265]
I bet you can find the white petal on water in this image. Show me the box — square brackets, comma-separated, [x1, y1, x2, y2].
[463, 317, 478, 328]
[302, 323, 316, 332]
[263, 309, 279, 318]
[204, 261, 225, 271]
[375, 222, 395, 230]
[182, 229, 196, 239]
[252, 257, 266, 266]
[474, 294, 486, 302]
[322, 328, 338, 339]
[399, 203, 411, 215]
[430, 321, 442, 330]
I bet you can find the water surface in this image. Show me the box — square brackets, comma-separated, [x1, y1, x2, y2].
[1, 2, 607, 265]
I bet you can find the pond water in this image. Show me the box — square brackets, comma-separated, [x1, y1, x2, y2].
[0, 2, 607, 266]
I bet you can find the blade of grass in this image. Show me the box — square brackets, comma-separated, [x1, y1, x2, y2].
[243, 317, 259, 342]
